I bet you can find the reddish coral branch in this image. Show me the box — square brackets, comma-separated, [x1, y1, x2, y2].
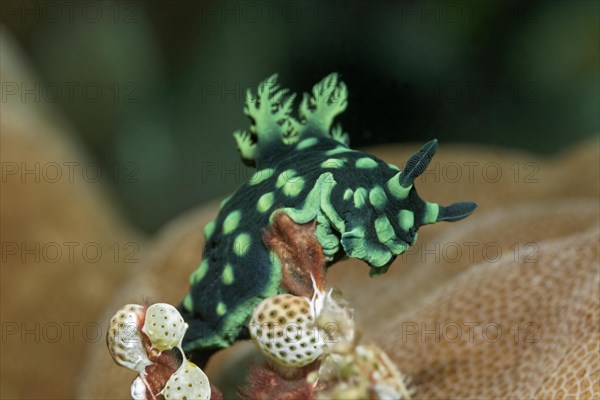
[263, 213, 326, 297]
[238, 363, 315, 400]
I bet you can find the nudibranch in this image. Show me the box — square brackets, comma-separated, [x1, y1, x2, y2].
[179, 73, 477, 359]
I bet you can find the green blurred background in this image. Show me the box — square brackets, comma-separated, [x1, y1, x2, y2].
[2, 0, 598, 232]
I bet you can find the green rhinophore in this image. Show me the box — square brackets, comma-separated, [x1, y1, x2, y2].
[181, 73, 477, 359]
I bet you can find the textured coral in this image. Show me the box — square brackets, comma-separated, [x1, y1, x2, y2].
[368, 225, 599, 399]
[249, 294, 323, 368]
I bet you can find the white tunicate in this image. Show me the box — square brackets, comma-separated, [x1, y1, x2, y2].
[130, 376, 148, 400]
[249, 294, 325, 367]
[107, 304, 151, 372]
[161, 361, 211, 400]
[142, 303, 188, 351]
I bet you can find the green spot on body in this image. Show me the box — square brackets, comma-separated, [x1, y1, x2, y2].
[325, 146, 354, 156]
[375, 215, 396, 244]
[266, 251, 283, 294]
[183, 294, 193, 312]
[276, 169, 297, 188]
[399, 210, 414, 230]
[190, 259, 209, 284]
[387, 173, 411, 199]
[353, 187, 368, 208]
[366, 246, 393, 268]
[257, 192, 275, 213]
[223, 210, 241, 234]
[321, 158, 345, 169]
[319, 177, 344, 232]
[343, 229, 393, 267]
[249, 168, 274, 185]
[341, 227, 367, 259]
[222, 263, 234, 285]
[276, 173, 335, 225]
[283, 176, 305, 197]
[316, 214, 340, 256]
[343, 188, 354, 201]
[423, 202, 439, 224]
[388, 163, 400, 171]
[204, 220, 216, 240]
[369, 186, 387, 210]
[356, 157, 378, 169]
[216, 302, 227, 316]
[388, 240, 408, 254]
[296, 137, 318, 150]
[219, 195, 232, 210]
[233, 233, 251, 256]
[185, 250, 284, 352]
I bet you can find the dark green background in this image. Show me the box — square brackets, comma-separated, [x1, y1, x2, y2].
[3, 0, 598, 232]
